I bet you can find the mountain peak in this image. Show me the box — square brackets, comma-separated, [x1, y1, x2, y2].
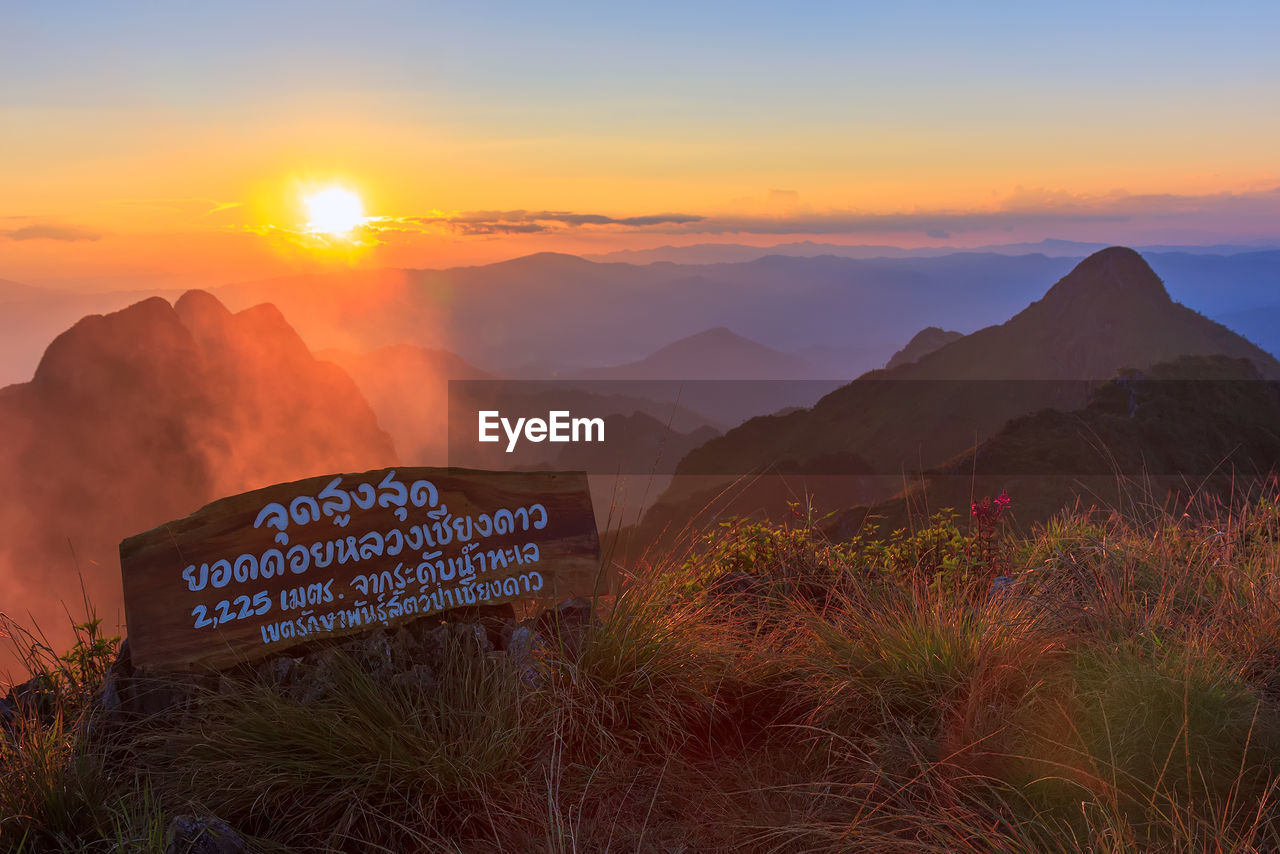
[173, 289, 231, 323]
[885, 326, 964, 369]
[489, 252, 598, 273]
[1039, 246, 1171, 310]
[575, 326, 815, 380]
[32, 296, 193, 390]
[690, 326, 742, 342]
[174, 289, 235, 348]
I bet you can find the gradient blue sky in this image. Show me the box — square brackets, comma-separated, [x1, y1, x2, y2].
[4, 1, 1278, 286]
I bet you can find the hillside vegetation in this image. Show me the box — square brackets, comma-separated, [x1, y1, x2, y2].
[644, 248, 1280, 529]
[4, 482, 1280, 852]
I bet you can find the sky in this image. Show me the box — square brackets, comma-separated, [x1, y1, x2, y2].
[3, 1, 1279, 290]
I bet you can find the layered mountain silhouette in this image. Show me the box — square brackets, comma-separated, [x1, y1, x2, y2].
[0, 277, 55, 302]
[0, 292, 396, 658]
[206, 249, 1279, 384]
[642, 248, 1280, 530]
[206, 252, 1082, 378]
[518, 411, 721, 475]
[586, 239, 1280, 266]
[1217, 305, 1280, 361]
[568, 327, 836, 428]
[885, 327, 964, 369]
[4, 249, 1277, 390]
[576, 327, 818, 380]
[826, 354, 1280, 538]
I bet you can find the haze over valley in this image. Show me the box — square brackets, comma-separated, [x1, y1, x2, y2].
[2, 244, 1278, 659]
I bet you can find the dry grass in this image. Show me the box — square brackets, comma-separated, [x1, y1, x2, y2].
[4, 482, 1280, 852]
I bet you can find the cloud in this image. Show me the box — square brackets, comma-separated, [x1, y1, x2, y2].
[661, 208, 1129, 236]
[244, 222, 382, 249]
[575, 186, 1280, 238]
[106, 197, 243, 216]
[250, 185, 1280, 247]
[363, 204, 1124, 239]
[387, 210, 706, 236]
[3, 223, 103, 242]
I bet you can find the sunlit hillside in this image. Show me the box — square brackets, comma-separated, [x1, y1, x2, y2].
[5, 486, 1280, 851]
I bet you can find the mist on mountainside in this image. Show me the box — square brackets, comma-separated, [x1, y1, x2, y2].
[3, 248, 1277, 391]
[639, 248, 1280, 534]
[0, 292, 396, 676]
[2, 245, 1278, 673]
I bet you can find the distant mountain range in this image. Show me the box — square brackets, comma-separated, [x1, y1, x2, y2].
[2, 247, 1277, 389]
[575, 327, 819, 380]
[206, 249, 1280, 382]
[2, 245, 1277, 633]
[885, 327, 964, 369]
[585, 239, 1280, 265]
[319, 340, 728, 526]
[640, 247, 1280, 531]
[568, 327, 840, 427]
[0, 278, 57, 301]
[1216, 305, 1280, 358]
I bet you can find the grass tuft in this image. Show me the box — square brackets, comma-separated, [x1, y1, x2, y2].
[5, 482, 1280, 850]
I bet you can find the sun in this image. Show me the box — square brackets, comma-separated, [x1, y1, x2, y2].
[303, 187, 365, 236]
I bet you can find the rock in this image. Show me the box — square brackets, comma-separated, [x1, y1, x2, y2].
[550, 597, 593, 626]
[498, 619, 524, 651]
[95, 613, 527, 721]
[337, 628, 394, 679]
[505, 625, 538, 658]
[441, 603, 517, 648]
[504, 626, 548, 687]
[536, 597, 595, 658]
[113, 638, 135, 678]
[388, 626, 422, 669]
[469, 622, 491, 654]
[388, 663, 436, 694]
[99, 671, 123, 715]
[125, 673, 204, 719]
[288, 651, 339, 704]
[257, 655, 299, 687]
[85, 637, 136, 730]
[164, 814, 246, 854]
[6, 673, 57, 722]
[422, 621, 492, 667]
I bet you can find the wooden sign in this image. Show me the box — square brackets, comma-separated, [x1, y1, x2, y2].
[120, 467, 601, 672]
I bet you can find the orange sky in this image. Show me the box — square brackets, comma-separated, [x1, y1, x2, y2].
[4, 4, 1279, 291]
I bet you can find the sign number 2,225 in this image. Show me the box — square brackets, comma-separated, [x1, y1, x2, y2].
[192, 592, 272, 629]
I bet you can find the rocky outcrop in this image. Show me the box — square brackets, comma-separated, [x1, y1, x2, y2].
[164, 815, 246, 854]
[78, 598, 597, 730]
[648, 248, 1280, 527]
[0, 292, 397, 663]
